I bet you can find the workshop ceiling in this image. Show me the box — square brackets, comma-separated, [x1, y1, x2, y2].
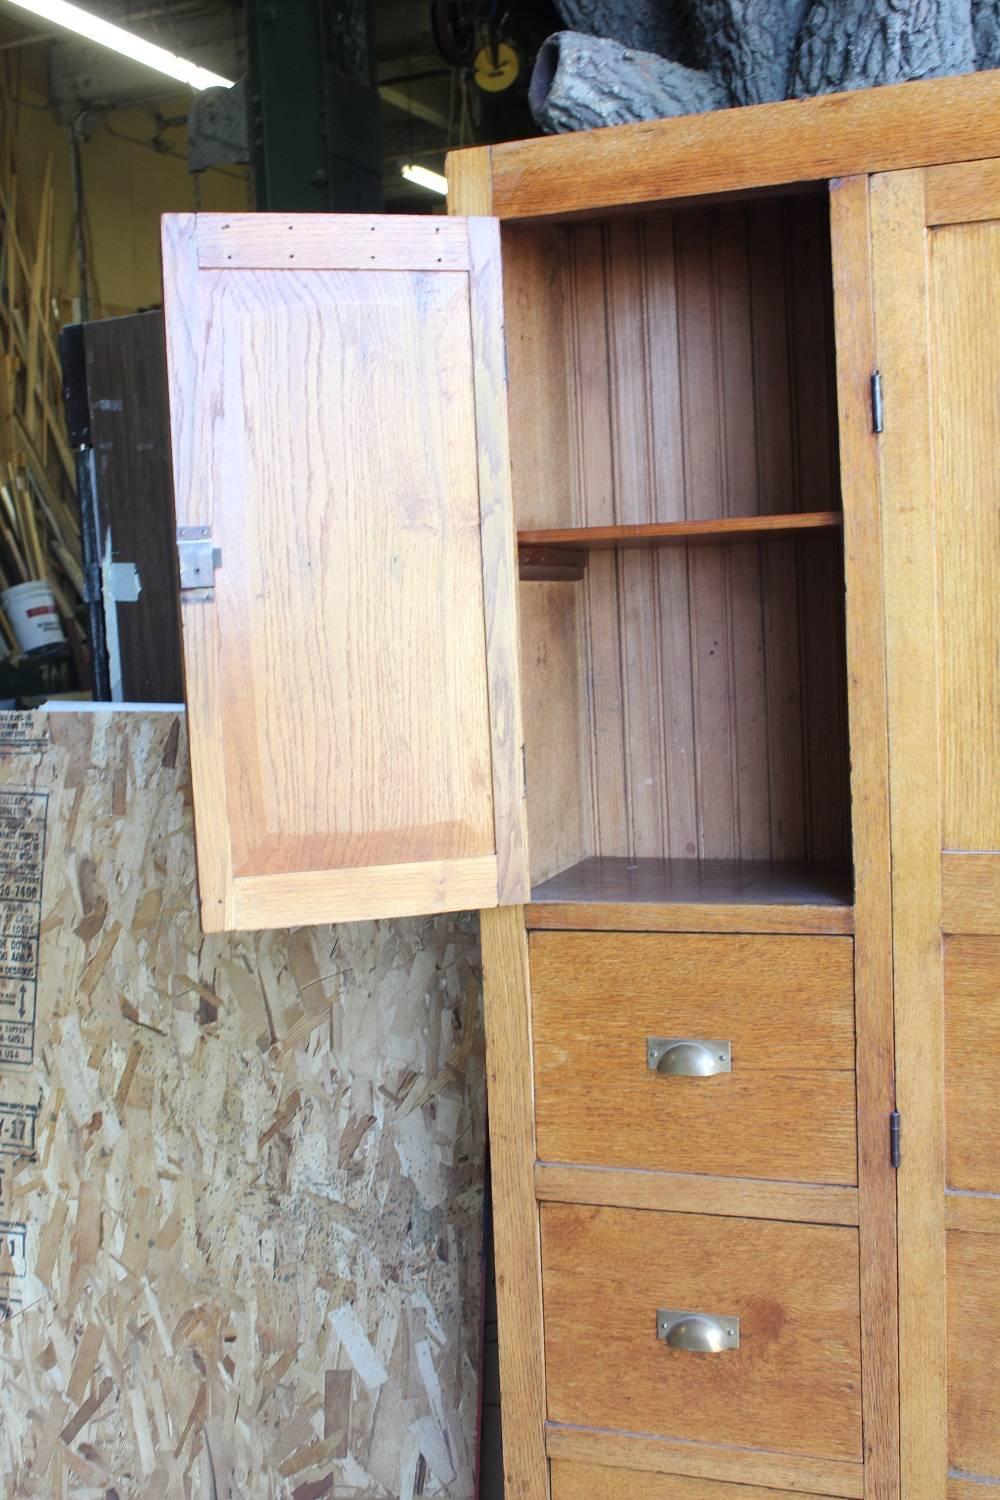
[0, 0, 559, 208]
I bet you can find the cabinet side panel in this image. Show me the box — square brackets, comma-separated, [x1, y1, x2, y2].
[831, 174, 900, 1500]
[480, 906, 549, 1500]
[502, 225, 590, 886]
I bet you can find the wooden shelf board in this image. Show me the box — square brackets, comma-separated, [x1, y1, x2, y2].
[518, 510, 843, 553]
[526, 857, 854, 935]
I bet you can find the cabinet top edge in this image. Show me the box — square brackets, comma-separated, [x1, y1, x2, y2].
[447, 69, 1000, 222]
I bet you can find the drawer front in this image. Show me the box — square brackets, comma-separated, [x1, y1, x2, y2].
[531, 931, 856, 1184]
[542, 1203, 862, 1463]
[551, 1462, 839, 1500]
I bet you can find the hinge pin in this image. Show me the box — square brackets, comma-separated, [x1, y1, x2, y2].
[870, 371, 884, 434]
[890, 1109, 901, 1168]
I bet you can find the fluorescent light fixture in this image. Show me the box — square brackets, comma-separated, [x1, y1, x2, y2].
[401, 163, 448, 197]
[4, 0, 234, 90]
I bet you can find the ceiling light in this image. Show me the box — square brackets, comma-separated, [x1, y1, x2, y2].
[4, 0, 234, 90]
[401, 163, 448, 197]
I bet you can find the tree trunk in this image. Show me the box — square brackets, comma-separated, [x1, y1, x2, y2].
[687, 0, 811, 102]
[972, 0, 1000, 67]
[554, 0, 700, 68]
[790, 0, 975, 96]
[530, 30, 728, 132]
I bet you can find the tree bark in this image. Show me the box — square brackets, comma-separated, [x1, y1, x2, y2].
[790, 0, 975, 96]
[686, 0, 811, 103]
[554, 0, 700, 68]
[972, 0, 1000, 67]
[529, 30, 728, 132]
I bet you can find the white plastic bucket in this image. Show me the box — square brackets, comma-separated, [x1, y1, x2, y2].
[2, 581, 66, 653]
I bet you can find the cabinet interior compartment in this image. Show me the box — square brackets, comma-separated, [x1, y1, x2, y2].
[502, 190, 852, 903]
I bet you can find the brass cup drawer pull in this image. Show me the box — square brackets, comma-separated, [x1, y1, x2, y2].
[657, 1308, 740, 1353]
[646, 1037, 732, 1077]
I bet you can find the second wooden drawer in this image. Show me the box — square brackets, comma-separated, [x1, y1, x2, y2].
[531, 931, 856, 1184]
[542, 1203, 863, 1463]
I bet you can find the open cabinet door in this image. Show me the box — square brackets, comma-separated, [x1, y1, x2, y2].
[162, 214, 527, 932]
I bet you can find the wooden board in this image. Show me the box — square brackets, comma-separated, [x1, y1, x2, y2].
[871, 166, 949, 1500]
[947, 1229, 1000, 1479]
[531, 931, 856, 1185]
[945, 937, 1000, 1194]
[478, 905, 549, 1500]
[79, 311, 184, 704]
[829, 174, 901, 1500]
[161, 212, 527, 931]
[528, 856, 854, 934]
[518, 511, 842, 550]
[930, 216, 1000, 853]
[942, 853, 1000, 934]
[551, 1459, 840, 1500]
[545, 1429, 864, 1498]
[469, 72, 1000, 222]
[0, 709, 486, 1496]
[541, 1203, 862, 1463]
[536, 1163, 859, 1226]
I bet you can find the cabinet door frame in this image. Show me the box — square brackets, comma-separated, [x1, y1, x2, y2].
[873, 158, 1000, 1498]
[162, 212, 528, 931]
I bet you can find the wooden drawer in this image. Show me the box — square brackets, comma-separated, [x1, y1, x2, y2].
[541, 1203, 862, 1463]
[531, 932, 856, 1184]
[550, 1462, 840, 1500]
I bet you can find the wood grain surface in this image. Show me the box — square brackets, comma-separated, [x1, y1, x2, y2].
[536, 1162, 859, 1225]
[507, 195, 850, 884]
[947, 1229, 1000, 1478]
[479, 906, 548, 1500]
[545, 1429, 864, 1498]
[531, 931, 856, 1184]
[162, 213, 526, 929]
[551, 1459, 840, 1500]
[518, 511, 842, 550]
[945, 937, 1000, 1194]
[830, 173, 900, 1500]
[196, 212, 470, 269]
[541, 1203, 862, 1462]
[925, 157, 1000, 226]
[871, 166, 947, 1500]
[527, 856, 854, 933]
[931, 215, 1000, 853]
[479, 72, 1000, 221]
[942, 853, 1000, 934]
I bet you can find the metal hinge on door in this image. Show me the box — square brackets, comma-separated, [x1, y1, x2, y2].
[890, 1109, 901, 1168]
[870, 371, 884, 434]
[177, 526, 221, 602]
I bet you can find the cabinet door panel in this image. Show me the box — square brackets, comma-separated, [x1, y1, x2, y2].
[874, 159, 1000, 1497]
[162, 214, 526, 930]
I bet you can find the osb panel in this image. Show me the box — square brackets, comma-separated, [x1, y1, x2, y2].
[0, 709, 486, 1498]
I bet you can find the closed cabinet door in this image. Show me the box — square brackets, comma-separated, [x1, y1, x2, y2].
[873, 160, 1000, 1499]
[162, 213, 527, 931]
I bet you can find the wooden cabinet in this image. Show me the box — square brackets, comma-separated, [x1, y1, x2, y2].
[161, 69, 1000, 1500]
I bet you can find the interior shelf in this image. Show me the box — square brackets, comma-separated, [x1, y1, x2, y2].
[526, 857, 854, 934]
[518, 512, 843, 581]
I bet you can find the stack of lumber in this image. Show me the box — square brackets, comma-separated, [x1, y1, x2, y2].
[0, 91, 83, 659]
